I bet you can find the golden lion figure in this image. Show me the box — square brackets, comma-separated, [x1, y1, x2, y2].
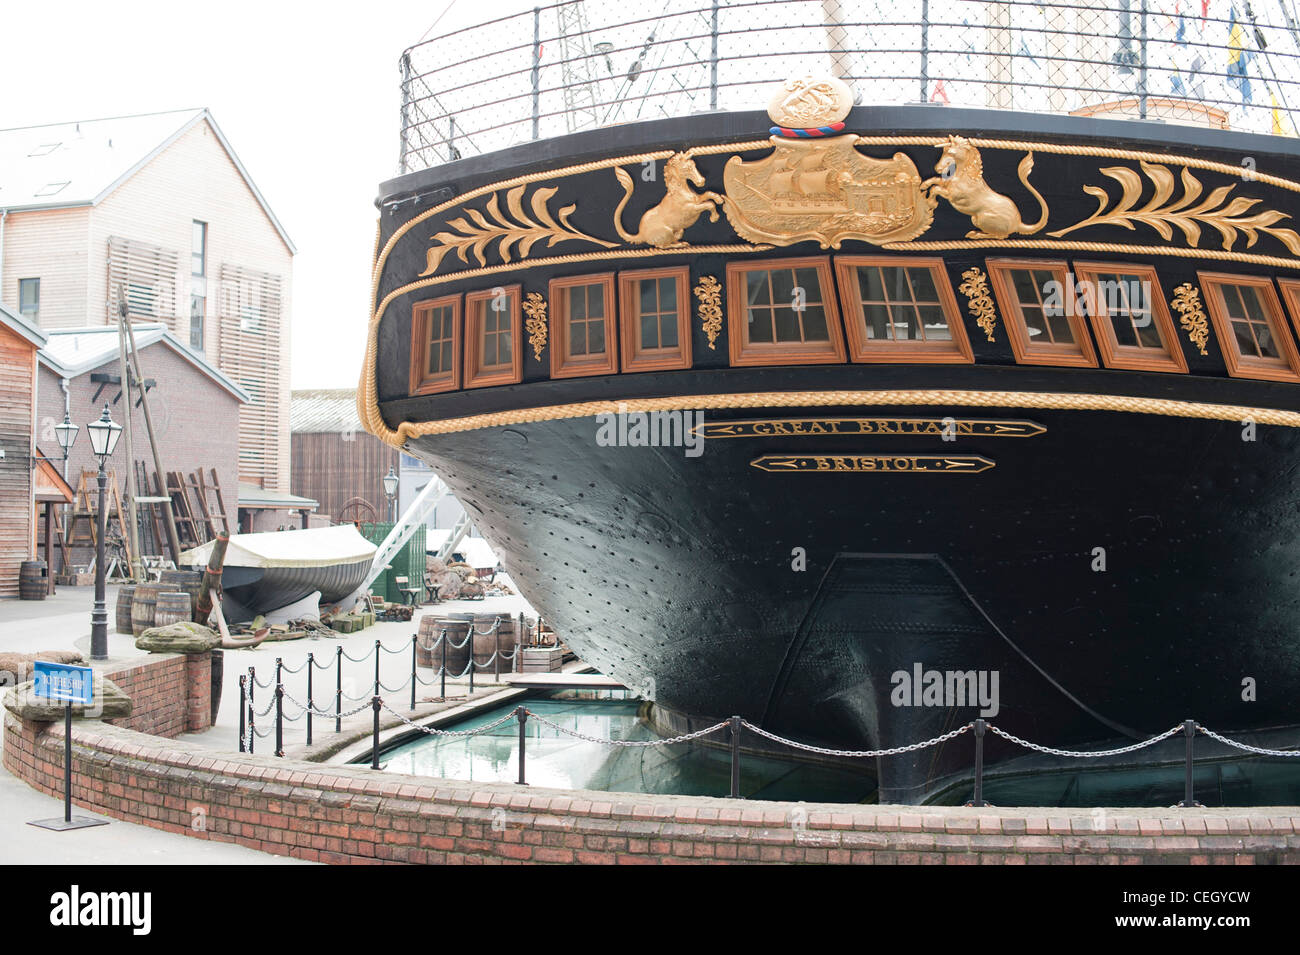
[614, 153, 724, 247]
[921, 135, 1049, 239]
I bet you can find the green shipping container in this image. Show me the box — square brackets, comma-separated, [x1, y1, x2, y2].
[360, 522, 426, 604]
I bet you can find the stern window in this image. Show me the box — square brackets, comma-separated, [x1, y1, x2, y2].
[1200, 273, 1300, 383]
[465, 285, 522, 388]
[834, 257, 972, 363]
[550, 274, 617, 378]
[1074, 263, 1187, 374]
[619, 267, 691, 372]
[726, 257, 846, 366]
[987, 259, 1098, 367]
[410, 295, 461, 394]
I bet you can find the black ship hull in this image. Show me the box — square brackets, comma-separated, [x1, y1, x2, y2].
[402, 366, 1300, 801]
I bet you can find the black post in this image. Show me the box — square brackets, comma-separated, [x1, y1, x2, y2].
[275, 656, 282, 688]
[90, 465, 109, 660]
[275, 683, 284, 758]
[373, 639, 381, 697]
[64, 700, 73, 823]
[371, 697, 382, 770]
[335, 645, 342, 733]
[1180, 719, 1198, 807]
[516, 706, 528, 784]
[469, 635, 476, 693]
[410, 635, 417, 710]
[729, 716, 742, 798]
[306, 652, 313, 746]
[494, 624, 501, 683]
[247, 667, 255, 755]
[971, 718, 987, 807]
[531, 6, 541, 139]
[440, 628, 447, 699]
[238, 674, 246, 753]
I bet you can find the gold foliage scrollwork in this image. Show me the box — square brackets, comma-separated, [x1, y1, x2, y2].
[523, 292, 548, 361]
[1170, 283, 1210, 356]
[694, 275, 723, 350]
[958, 267, 998, 342]
[419, 184, 616, 276]
[1050, 162, 1300, 256]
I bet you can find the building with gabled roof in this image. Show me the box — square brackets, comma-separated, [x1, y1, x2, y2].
[0, 107, 294, 495]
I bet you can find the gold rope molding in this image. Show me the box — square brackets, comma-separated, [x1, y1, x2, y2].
[370, 389, 1300, 447]
[882, 238, 1300, 270]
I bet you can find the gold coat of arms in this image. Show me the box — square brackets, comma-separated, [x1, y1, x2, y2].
[723, 137, 935, 248]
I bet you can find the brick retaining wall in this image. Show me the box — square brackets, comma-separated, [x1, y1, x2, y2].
[4, 708, 1299, 864]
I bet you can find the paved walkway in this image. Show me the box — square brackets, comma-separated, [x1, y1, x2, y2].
[0, 583, 538, 863]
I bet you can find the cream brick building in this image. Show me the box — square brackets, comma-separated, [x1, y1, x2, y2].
[0, 108, 294, 491]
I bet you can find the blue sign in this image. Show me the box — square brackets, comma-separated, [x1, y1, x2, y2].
[32, 661, 94, 705]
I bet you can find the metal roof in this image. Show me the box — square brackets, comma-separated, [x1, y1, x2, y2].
[0, 300, 47, 350]
[291, 388, 364, 434]
[237, 482, 319, 510]
[38, 323, 249, 403]
[0, 108, 295, 254]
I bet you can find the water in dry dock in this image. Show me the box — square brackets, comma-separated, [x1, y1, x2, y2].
[378, 695, 1300, 806]
[378, 697, 875, 803]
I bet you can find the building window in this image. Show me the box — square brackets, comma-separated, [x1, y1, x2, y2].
[725, 257, 846, 366]
[191, 221, 207, 350]
[190, 294, 205, 350]
[1072, 263, 1187, 374]
[619, 267, 691, 372]
[1280, 279, 1300, 342]
[410, 295, 461, 394]
[1199, 272, 1300, 383]
[18, 278, 39, 323]
[834, 257, 972, 363]
[549, 274, 617, 378]
[464, 285, 522, 388]
[986, 259, 1098, 367]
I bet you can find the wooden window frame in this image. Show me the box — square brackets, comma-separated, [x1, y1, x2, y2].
[464, 284, 523, 388]
[1199, 271, 1300, 383]
[618, 266, 692, 372]
[1276, 278, 1300, 355]
[833, 255, 973, 364]
[725, 256, 847, 367]
[986, 258, 1098, 368]
[409, 294, 461, 395]
[549, 273, 618, 379]
[1073, 262, 1187, 374]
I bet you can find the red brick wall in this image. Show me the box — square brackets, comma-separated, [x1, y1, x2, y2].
[103, 653, 195, 738]
[3, 710, 1298, 865]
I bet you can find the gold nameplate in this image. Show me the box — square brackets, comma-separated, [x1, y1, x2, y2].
[697, 417, 1044, 438]
[750, 454, 995, 473]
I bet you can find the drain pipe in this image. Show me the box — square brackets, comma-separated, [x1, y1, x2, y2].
[0, 209, 7, 306]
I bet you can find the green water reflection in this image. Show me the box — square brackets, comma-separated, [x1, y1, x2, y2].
[379, 698, 875, 803]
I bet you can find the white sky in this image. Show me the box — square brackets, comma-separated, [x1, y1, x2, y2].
[0, 0, 532, 390]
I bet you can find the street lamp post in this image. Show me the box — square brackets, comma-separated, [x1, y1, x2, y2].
[54, 411, 79, 470]
[383, 465, 399, 523]
[86, 404, 121, 661]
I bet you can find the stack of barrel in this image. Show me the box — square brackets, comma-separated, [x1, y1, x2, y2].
[18, 560, 48, 600]
[416, 612, 520, 676]
[116, 569, 204, 635]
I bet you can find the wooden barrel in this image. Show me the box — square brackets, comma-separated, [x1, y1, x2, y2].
[158, 569, 202, 620]
[131, 583, 165, 635]
[470, 614, 517, 676]
[154, 592, 192, 627]
[415, 617, 471, 673]
[115, 586, 137, 634]
[18, 561, 47, 600]
[210, 648, 224, 723]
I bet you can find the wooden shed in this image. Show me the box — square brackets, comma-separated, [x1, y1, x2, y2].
[0, 303, 47, 597]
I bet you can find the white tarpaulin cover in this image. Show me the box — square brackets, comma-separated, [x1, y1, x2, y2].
[182, 525, 377, 570]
